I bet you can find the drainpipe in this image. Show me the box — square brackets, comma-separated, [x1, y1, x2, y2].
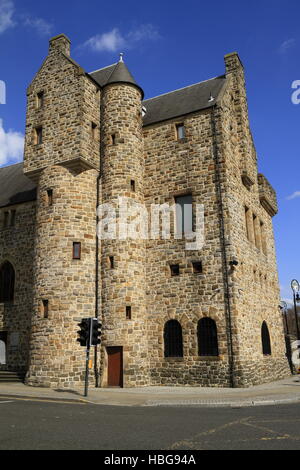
[211, 104, 235, 388]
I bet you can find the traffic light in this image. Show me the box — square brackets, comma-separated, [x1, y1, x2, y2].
[91, 319, 101, 346]
[77, 318, 90, 347]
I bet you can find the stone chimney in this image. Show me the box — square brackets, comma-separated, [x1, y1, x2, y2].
[49, 34, 71, 56]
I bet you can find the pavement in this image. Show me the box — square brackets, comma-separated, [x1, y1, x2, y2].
[0, 375, 300, 407]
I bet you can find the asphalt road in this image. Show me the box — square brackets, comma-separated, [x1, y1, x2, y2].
[0, 398, 300, 450]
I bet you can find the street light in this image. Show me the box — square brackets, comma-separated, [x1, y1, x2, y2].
[291, 279, 300, 340]
[280, 300, 289, 335]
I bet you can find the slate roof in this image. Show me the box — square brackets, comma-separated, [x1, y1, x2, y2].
[89, 66, 226, 126]
[0, 69, 227, 208]
[0, 163, 37, 208]
[142, 75, 227, 126]
[89, 61, 144, 98]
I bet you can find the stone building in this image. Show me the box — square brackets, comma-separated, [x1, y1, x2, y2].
[0, 34, 291, 388]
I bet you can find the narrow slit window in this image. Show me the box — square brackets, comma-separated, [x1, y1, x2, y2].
[37, 91, 44, 109]
[126, 306, 132, 320]
[42, 300, 49, 319]
[10, 210, 16, 227]
[92, 122, 97, 139]
[35, 127, 43, 145]
[47, 189, 53, 206]
[175, 194, 193, 236]
[73, 242, 81, 260]
[3, 212, 9, 228]
[130, 180, 136, 192]
[109, 256, 114, 269]
[111, 134, 116, 145]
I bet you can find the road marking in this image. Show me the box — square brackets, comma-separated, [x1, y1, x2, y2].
[0, 401, 14, 404]
[0, 395, 88, 405]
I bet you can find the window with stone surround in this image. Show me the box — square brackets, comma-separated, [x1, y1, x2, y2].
[36, 91, 44, 109]
[46, 189, 53, 206]
[3, 211, 9, 229]
[91, 122, 97, 140]
[108, 256, 114, 269]
[0, 261, 15, 303]
[130, 179, 136, 192]
[126, 306, 132, 320]
[192, 261, 203, 274]
[73, 242, 81, 260]
[164, 320, 183, 358]
[42, 300, 49, 319]
[34, 126, 43, 145]
[175, 194, 193, 236]
[10, 210, 16, 227]
[175, 123, 186, 140]
[198, 318, 219, 357]
[170, 264, 180, 277]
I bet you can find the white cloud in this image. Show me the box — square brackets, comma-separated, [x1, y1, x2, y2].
[23, 16, 53, 36]
[0, 0, 15, 34]
[287, 191, 300, 201]
[0, 119, 24, 166]
[83, 28, 126, 53]
[279, 38, 296, 54]
[82, 24, 160, 53]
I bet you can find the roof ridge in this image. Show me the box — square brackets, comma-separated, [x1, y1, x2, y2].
[89, 63, 117, 75]
[105, 62, 120, 85]
[143, 75, 225, 103]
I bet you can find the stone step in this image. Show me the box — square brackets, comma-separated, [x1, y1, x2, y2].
[0, 371, 25, 383]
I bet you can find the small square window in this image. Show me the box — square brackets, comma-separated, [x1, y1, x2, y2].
[126, 306, 132, 320]
[37, 91, 44, 109]
[73, 242, 81, 260]
[170, 264, 180, 277]
[35, 127, 43, 145]
[193, 261, 203, 274]
[176, 123, 185, 140]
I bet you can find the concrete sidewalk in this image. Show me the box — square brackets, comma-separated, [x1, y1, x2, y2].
[0, 376, 300, 407]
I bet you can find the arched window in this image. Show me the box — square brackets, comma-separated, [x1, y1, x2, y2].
[261, 321, 272, 356]
[164, 320, 183, 358]
[198, 318, 219, 357]
[0, 261, 15, 303]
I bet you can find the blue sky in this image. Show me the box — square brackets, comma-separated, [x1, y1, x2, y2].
[0, 0, 299, 302]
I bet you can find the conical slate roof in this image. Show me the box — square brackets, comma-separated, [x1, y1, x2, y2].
[90, 59, 144, 98]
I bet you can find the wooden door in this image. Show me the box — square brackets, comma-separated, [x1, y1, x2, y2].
[107, 347, 123, 387]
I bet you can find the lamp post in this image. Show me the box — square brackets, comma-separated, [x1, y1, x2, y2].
[291, 280, 300, 340]
[280, 301, 289, 335]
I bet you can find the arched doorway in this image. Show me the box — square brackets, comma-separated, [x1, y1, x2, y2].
[0, 332, 7, 365]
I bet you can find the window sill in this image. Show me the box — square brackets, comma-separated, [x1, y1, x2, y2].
[197, 356, 222, 361]
[164, 357, 184, 362]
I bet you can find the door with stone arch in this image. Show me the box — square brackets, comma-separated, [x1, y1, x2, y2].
[0, 332, 7, 366]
